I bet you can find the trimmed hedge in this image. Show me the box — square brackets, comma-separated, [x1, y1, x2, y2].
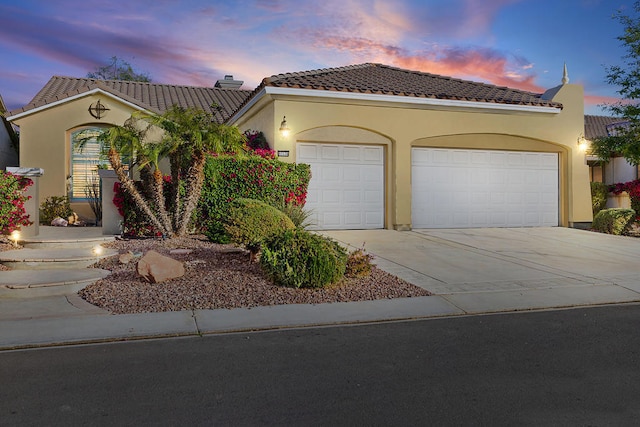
[590, 181, 608, 216]
[199, 154, 310, 241]
[223, 198, 295, 258]
[260, 229, 347, 288]
[592, 208, 636, 235]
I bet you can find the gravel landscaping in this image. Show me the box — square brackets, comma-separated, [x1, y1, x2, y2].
[75, 235, 431, 314]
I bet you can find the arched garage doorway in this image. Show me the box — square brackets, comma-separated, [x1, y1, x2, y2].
[411, 134, 567, 229]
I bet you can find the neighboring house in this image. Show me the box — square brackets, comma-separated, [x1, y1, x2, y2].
[584, 114, 639, 184]
[8, 63, 592, 230]
[0, 93, 19, 171]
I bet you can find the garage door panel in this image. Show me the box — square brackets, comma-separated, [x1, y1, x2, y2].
[344, 211, 363, 225]
[342, 146, 362, 161]
[342, 168, 360, 182]
[297, 144, 318, 160]
[321, 145, 340, 160]
[365, 212, 383, 224]
[412, 148, 558, 228]
[364, 147, 383, 162]
[344, 190, 361, 202]
[299, 143, 384, 230]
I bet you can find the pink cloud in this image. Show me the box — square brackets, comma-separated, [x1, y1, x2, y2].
[299, 30, 544, 93]
[585, 94, 624, 109]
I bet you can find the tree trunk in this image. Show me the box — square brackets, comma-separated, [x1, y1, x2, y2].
[175, 152, 206, 236]
[107, 147, 171, 236]
[168, 154, 182, 230]
[153, 168, 174, 234]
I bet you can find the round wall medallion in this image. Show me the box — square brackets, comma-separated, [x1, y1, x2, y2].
[88, 100, 110, 119]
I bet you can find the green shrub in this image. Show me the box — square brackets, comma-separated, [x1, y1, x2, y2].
[199, 154, 311, 242]
[590, 182, 608, 216]
[223, 198, 295, 259]
[273, 200, 315, 229]
[592, 208, 636, 235]
[345, 247, 375, 278]
[39, 196, 73, 225]
[260, 230, 347, 288]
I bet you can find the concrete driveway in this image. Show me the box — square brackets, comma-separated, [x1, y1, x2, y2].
[322, 227, 640, 313]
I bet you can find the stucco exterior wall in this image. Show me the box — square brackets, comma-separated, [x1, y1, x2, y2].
[233, 84, 590, 229]
[603, 157, 639, 184]
[12, 93, 137, 220]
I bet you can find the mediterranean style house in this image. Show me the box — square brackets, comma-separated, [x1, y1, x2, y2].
[7, 63, 592, 231]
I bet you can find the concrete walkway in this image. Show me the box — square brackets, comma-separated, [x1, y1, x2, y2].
[1, 227, 640, 350]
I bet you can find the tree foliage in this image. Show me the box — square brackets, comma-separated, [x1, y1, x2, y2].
[87, 56, 151, 82]
[594, 2, 640, 165]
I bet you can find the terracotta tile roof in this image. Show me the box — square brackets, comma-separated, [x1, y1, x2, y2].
[9, 76, 252, 123]
[584, 114, 626, 139]
[247, 63, 563, 109]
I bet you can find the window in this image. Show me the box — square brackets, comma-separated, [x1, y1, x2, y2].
[70, 127, 109, 200]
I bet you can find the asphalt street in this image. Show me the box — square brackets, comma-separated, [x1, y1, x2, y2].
[3, 304, 640, 426]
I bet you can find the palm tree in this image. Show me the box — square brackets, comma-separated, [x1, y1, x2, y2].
[147, 106, 246, 236]
[93, 106, 246, 237]
[97, 120, 173, 236]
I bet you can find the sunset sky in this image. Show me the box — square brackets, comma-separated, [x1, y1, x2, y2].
[0, 0, 636, 115]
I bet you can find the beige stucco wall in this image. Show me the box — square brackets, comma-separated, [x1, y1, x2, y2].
[12, 93, 138, 220]
[234, 83, 590, 229]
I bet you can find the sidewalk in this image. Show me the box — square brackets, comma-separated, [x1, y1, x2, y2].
[2, 227, 640, 350]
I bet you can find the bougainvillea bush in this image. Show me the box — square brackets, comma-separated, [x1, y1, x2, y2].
[244, 130, 270, 151]
[0, 171, 33, 235]
[610, 179, 640, 219]
[198, 153, 311, 242]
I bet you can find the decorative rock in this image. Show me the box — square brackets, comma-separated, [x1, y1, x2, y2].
[67, 212, 79, 225]
[51, 217, 68, 227]
[170, 249, 193, 255]
[136, 250, 185, 283]
[119, 251, 135, 264]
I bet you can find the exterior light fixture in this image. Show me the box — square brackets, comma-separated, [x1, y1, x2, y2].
[577, 135, 590, 152]
[10, 230, 20, 247]
[93, 245, 104, 257]
[279, 116, 290, 137]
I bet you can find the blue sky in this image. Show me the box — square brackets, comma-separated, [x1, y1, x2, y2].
[0, 0, 635, 115]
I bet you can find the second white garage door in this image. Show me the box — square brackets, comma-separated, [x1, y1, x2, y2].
[297, 143, 384, 230]
[412, 148, 558, 228]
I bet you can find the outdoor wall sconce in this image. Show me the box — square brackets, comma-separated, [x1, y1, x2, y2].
[577, 135, 590, 152]
[279, 116, 290, 137]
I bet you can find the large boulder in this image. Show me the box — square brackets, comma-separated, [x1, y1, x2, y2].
[136, 250, 185, 283]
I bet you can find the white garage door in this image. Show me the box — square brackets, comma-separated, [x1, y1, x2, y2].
[297, 143, 384, 230]
[412, 148, 558, 228]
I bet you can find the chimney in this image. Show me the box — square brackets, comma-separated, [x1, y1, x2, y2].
[215, 75, 243, 89]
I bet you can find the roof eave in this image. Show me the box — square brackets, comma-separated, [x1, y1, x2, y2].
[232, 86, 561, 117]
[7, 87, 156, 121]
[227, 87, 267, 124]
